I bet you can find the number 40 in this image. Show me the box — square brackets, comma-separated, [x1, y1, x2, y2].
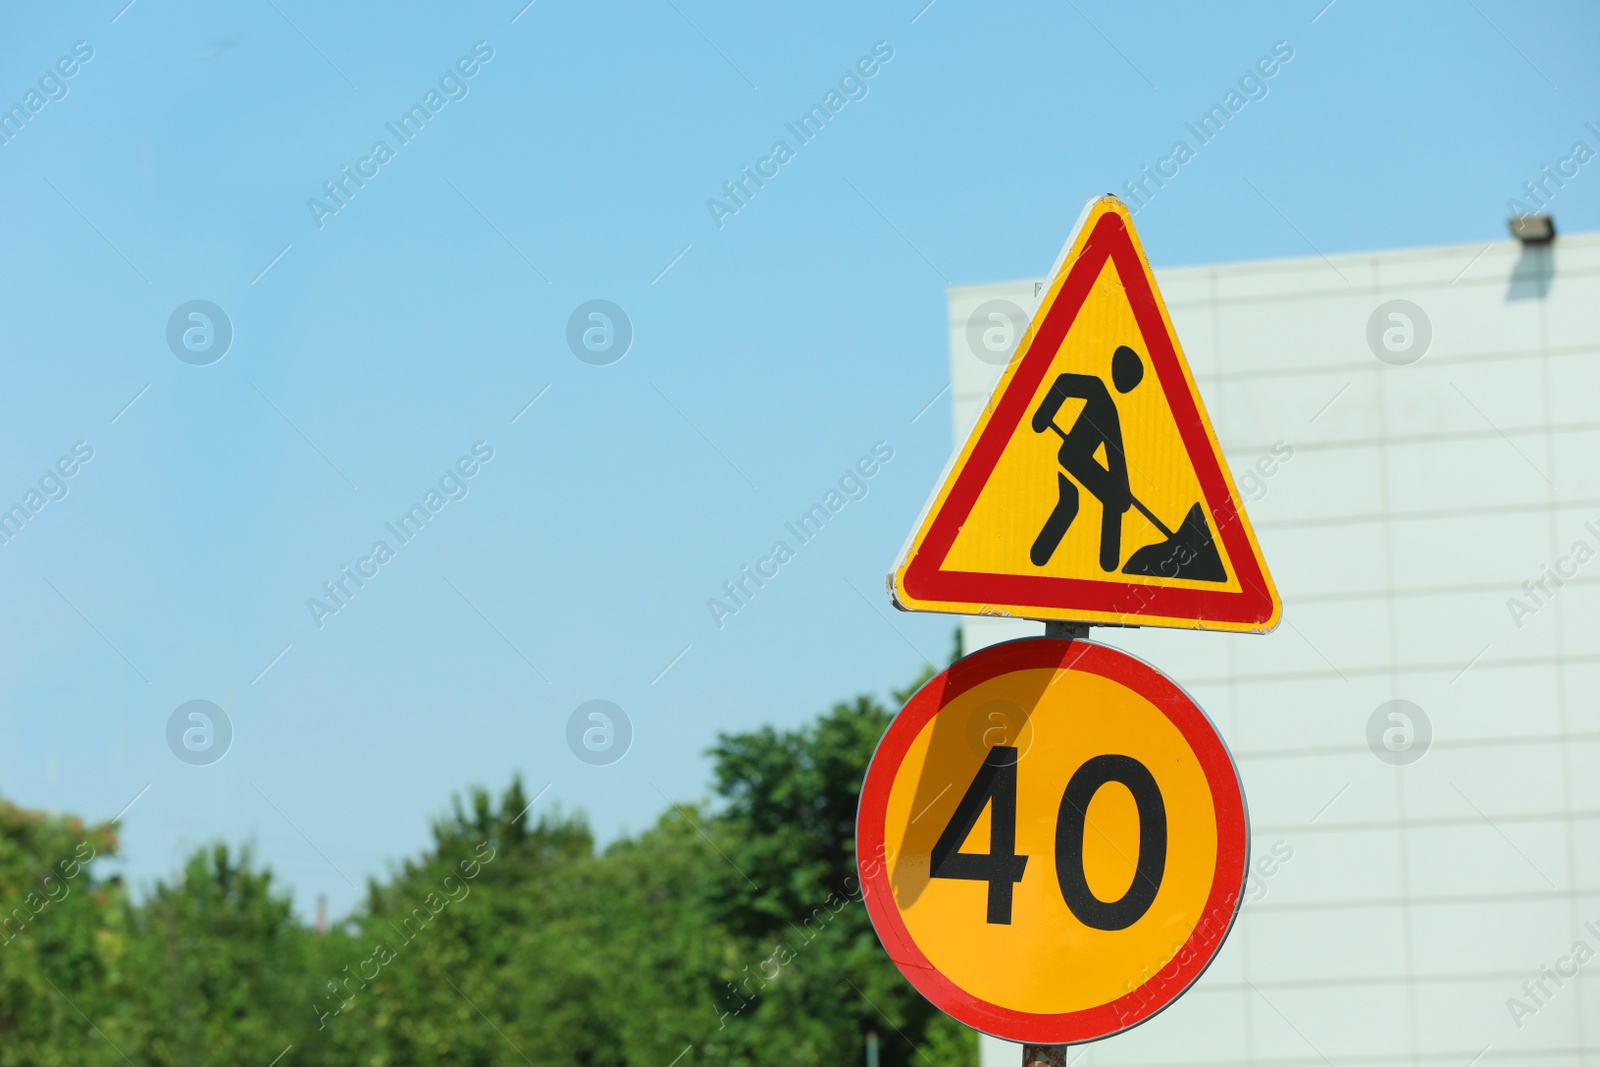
[929, 746, 1168, 930]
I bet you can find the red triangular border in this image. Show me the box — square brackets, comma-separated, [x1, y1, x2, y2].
[902, 211, 1275, 627]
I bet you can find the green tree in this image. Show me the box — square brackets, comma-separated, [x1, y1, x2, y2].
[121, 843, 325, 1065]
[0, 801, 119, 1066]
[702, 675, 973, 1067]
[0, 660, 977, 1066]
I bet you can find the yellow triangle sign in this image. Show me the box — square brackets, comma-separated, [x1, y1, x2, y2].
[891, 196, 1280, 632]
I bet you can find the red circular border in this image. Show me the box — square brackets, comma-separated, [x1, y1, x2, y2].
[856, 637, 1249, 1045]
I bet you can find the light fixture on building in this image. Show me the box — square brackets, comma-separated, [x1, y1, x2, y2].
[1508, 214, 1555, 243]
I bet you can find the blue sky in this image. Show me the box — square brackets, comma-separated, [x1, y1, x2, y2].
[1, 0, 1595, 918]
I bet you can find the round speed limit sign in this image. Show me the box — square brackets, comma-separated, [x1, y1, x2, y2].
[857, 637, 1248, 1044]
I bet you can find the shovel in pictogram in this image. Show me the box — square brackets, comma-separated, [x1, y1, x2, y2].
[1037, 418, 1226, 583]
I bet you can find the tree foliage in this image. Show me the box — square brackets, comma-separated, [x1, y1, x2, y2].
[0, 668, 975, 1065]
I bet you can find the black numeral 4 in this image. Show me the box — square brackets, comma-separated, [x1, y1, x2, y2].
[930, 746, 1030, 924]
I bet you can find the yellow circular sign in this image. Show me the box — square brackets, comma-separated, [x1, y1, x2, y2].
[857, 637, 1247, 1044]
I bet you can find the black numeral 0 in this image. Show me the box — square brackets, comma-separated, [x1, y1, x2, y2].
[1055, 754, 1166, 930]
[929, 749, 1166, 928]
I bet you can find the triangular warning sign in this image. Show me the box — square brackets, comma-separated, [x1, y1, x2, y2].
[891, 196, 1280, 633]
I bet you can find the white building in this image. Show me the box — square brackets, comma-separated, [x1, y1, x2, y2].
[946, 219, 1600, 1067]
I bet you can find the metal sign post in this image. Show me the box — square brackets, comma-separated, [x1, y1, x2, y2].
[1023, 1045, 1068, 1067]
